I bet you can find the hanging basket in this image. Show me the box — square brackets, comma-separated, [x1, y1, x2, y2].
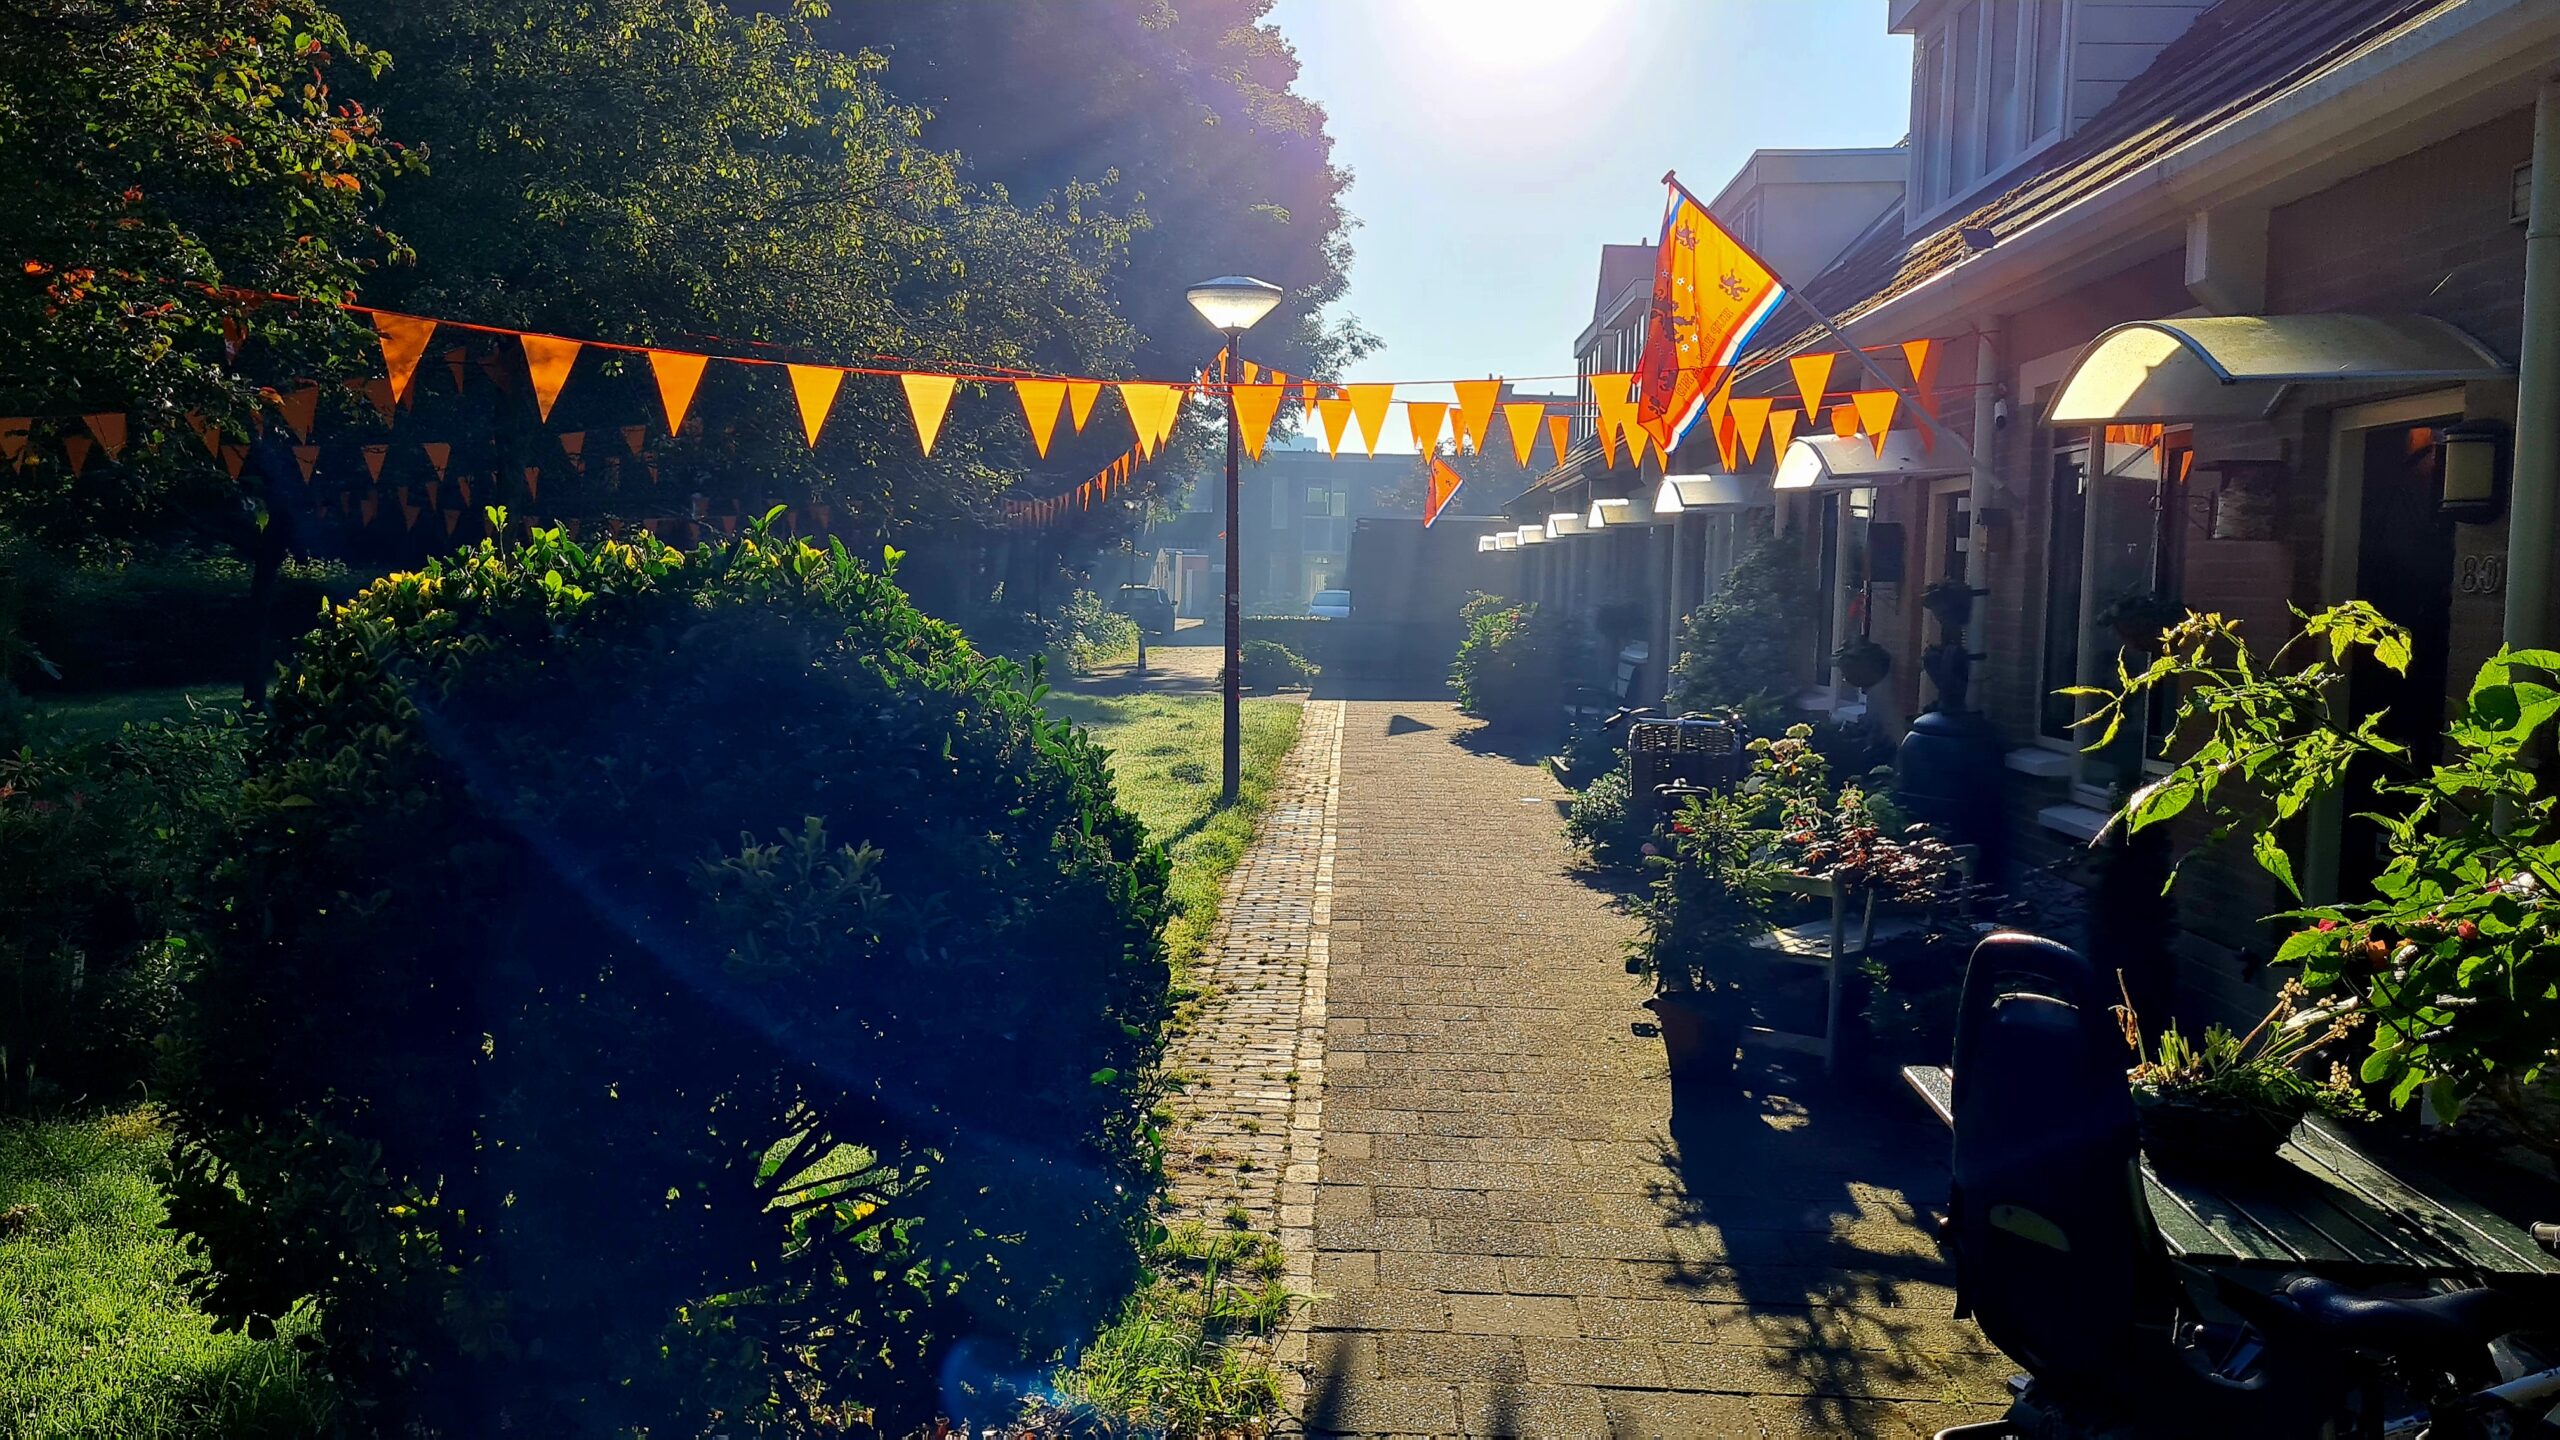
[1837, 647, 1892, 690]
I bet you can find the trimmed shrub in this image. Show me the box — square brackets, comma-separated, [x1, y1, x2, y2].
[1667, 519, 1816, 728]
[1563, 768, 1653, 872]
[4, 545, 362, 692]
[162, 525, 1172, 1435]
[1054, 588, 1140, 674]
[1231, 638, 1317, 691]
[1450, 598, 1581, 730]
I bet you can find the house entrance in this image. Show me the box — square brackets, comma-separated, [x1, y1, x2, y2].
[2342, 418, 2458, 891]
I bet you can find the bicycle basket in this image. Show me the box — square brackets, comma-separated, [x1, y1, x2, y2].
[1627, 716, 1748, 801]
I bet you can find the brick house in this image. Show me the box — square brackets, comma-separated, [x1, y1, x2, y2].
[1502, 0, 2560, 1029]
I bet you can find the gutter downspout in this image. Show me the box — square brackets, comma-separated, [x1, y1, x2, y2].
[2504, 77, 2560, 653]
[1966, 324, 2001, 703]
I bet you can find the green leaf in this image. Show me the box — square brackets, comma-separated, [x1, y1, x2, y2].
[2125, 774, 2194, 830]
[2252, 830, 2300, 900]
[2372, 627, 2412, 675]
[1088, 1068, 1119, 1085]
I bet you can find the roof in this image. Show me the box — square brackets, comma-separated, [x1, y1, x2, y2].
[1591, 243, 1656, 322]
[1759, 0, 2457, 357]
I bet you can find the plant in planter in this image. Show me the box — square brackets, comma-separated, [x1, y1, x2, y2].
[1629, 781, 1779, 1081]
[1920, 577, 1977, 631]
[1833, 637, 1893, 691]
[2111, 978, 2367, 1171]
[2093, 587, 2186, 649]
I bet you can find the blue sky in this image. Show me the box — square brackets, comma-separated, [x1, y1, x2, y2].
[1271, 0, 1914, 419]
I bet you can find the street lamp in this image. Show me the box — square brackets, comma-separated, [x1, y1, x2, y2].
[1186, 274, 1284, 804]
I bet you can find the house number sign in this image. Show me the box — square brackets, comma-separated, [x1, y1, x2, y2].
[2459, 553, 2507, 596]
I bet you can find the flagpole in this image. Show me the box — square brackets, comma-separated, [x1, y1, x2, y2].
[1662, 172, 1972, 464]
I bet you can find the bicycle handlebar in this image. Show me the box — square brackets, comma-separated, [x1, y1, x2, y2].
[2532, 1222, 2559, 1258]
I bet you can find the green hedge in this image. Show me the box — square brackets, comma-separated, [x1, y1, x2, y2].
[7, 550, 365, 692]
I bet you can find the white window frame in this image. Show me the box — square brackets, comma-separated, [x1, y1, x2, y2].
[1908, 0, 2072, 229]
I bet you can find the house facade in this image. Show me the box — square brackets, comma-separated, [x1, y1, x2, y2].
[1499, 0, 2560, 1029]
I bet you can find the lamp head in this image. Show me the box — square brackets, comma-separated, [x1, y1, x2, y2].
[1185, 275, 1284, 335]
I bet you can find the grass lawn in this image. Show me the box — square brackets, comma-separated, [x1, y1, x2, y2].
[0, 1109, 331, 1439]
[24, 685, 240, 742]
[1044, 691, 1301, 974]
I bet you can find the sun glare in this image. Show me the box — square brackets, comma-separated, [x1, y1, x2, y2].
[1408, 0, 1618, 73]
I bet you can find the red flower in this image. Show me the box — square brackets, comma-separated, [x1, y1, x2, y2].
[1670, 822, 1694, 836]
[2457, 920, 2481, 942]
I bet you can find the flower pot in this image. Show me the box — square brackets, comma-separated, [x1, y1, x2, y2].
[1923, 588, 1976, 631]
[2133, 1088, 2307, 1173]
[1646, 990, 1739, 1083]
[1837, 649, 1891, 690]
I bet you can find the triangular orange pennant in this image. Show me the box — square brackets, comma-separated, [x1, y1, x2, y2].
[1066, 380, 1101, 432]
[444, 346, 469, 393]
[1240, 359, 1260, 383]
[620, 424, 646, 456]
[444, 509, 462, 535]
[1729, 396, 1773, 465]
[901, 373, 957, 455]
[81, 412, 127, 461]
[400, 493, 421, 530]
[788, 365, 846, 447]
[0, 418, 29, 467]
[1901, 338, 1936, 406]
[185, 411, 220, 457]
[292, 445, 319, 482]
[359, 494, 379, 527]
[1405, 400, 1448, 454]
[424, 479, 440, 509]
[62, 434, 92, 475]
[1015, 379, 1067, 459]
[1712, 388, 1742, 472]
[276, 384, 319, 442]
[1314, 396, 1355, 456]
[1831, 403, 1859, 439]
[1547, 414, 1572, 469]
[1423, 454, 1465, 529]
[219, 443, 246, 479]
[361, 443, 388, 481]
[371, 312, 437, 404]
[1343, 384, 1394, 457]
[423, 442, 451, 479]
[1452, 380, 1500, 455]
[1703, 384, 1731, 461]
[459, 475, 474, 506]
[1766, 406, 1800, 460]
[1232, 383, 1283, 462]
[1790, 353, 1834, 424]
[648, 350, 710, 437]
[523, 466, 541, 500]
[1300, 379, 1323, 409]
[1118, 383, 1182, 458]
[559, 432, 586, 473]
[1590, 373, 1635, 463]
[1502, 402, 1545, 467]
[520, 334, 581, 422]
[1851, 389, 1900, 456]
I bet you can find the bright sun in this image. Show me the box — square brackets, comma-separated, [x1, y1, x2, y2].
[1408, 0, 1618, 72]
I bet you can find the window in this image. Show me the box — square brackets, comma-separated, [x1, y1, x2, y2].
[2041, 423, 2195, 786]
[1306, 484, 1329, 513]
[1910, 0, 2069, 219]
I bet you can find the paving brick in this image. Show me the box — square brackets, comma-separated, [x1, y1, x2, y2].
[1446, 1292, 1582, 1337]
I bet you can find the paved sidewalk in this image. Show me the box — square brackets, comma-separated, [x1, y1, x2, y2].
[1296, 699, 2012, 1438]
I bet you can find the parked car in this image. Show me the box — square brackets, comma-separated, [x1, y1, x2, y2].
[1112, 583, 1174, 635]
[1308, 588, 1352, 619]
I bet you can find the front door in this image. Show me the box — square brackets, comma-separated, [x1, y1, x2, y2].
[2342, 419, 2457, 891]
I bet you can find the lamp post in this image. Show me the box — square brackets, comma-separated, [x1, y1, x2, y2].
[1185, 274, 1284, 804]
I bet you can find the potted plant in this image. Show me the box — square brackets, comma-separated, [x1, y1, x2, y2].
[1630, 782, 1777, 1082]
[1833, 637, 1892, 690]
[2112, 978, 2367, 1172]
[2094, 588, 2184, 649]
[1920, 578, 1976, 632]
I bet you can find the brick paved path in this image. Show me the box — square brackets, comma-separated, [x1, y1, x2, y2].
[1294, 699, 2012, 1438]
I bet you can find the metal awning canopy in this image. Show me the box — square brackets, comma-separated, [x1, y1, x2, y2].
[1655, 473, 1774, 515]
[1773, 433, 1966, 492]
[2048, 315, 2510, 425]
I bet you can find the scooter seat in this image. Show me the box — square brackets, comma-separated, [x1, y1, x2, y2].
[2273, 1276, 2527, 1361]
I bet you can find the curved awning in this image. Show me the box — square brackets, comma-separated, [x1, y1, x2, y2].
[1654, 473, 1774, 515]
[1773, 433, 1967, 492]
[2047, 315, 2510, 425]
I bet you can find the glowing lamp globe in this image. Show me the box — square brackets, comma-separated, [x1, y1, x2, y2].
[1185, 276, 1284, 335]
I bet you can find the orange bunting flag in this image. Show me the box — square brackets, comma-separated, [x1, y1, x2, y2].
[221, 444, 247, 479]
[649, 350, 709, 437]
[276, 384, 319, 442]
[1590, 373, 1635, 462]
[81, 412, 127, 461]
[1452, 380, 1500, 455]
[1119, 382, 1183, 459]
[1901, 338, 1936, 403]
[292, 445, 319, 481]
[1830, 403, 1858, 439]
[620, 425, 646, 457]
[444, 346, 469, 393]
[1790, 353, 1834, 424]
[1343, 384, 1394, 457]
[1728, 396, 1773, 465]
[458, 476, 473, 506]
[559, 432, 586, 472]
[424, 479, 440, 508]
[185, 412, 220, 457]
[63, 434, 92, 475]
[1300, 379, 1323, 410]
[1502, 402, 1544, 467]
[1548, 414, 1573, 470]
[1851, 389, 1899, 456]
[1314, 396, 1355, 457]
[520, 334, 581, 422]
[371, 312, 437, 404]
[902, 373, 957, 455]
[1015, 379, 1067, 458]
[444, 510, 462, 535]
[0, 418, 28, 467]
[791, 366, 847, 448]
[1231, 383, 1283, 462]
[1766, 405, 1800, 460]
[523, 466, 541, 500]
[361, 443, 388, 481]
[423, 442, 451, 479]
[1240, 360, 1260, 384]
[359, 495, 379, 527]
[1423, 454, 1465, 530]
[1066, 379, 1102, 432]
[1405, 400, 1448, 454]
